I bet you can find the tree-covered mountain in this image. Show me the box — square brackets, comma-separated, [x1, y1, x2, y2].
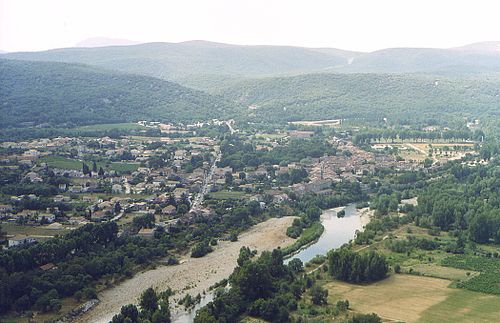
[2, 41, 356, 89]
[0, 59, 237, 127]
[217, 73, 500, 124]
[4, 41, 500, 90]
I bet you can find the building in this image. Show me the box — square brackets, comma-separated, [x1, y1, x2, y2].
[8, 236, 37, 248]
[162, 205, 177, 216]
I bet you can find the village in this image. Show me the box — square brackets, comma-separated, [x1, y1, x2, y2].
[0, 121, 425, 250]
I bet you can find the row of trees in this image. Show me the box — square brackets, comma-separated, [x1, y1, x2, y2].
[352, 128, 480, 145]
[327, 248, 389, 283]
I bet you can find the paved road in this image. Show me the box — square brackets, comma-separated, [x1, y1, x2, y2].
[190, 150, 221, 212]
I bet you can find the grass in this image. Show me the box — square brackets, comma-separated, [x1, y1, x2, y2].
[207, 190, 248, 200]
[324, 274, 453, 322]
[417, 288, 500, 323]
[322, 274, 500, 323]
[74, 123, 146, 131]
[282, 221, 324, 256]
[40, 156, 83, 170]
[40, 156, 139, 173]
[409, 263, 480, 281]
[1, 222, 72, 237]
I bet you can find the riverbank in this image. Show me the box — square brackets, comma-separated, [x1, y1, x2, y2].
[358, 207, 374, 230]
[76, 216, 297, 323]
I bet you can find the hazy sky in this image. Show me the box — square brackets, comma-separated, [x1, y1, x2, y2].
[1, 0, 499, 52]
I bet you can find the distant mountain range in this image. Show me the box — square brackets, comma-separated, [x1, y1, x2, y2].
[75, 37, 143, 48]
[4, 40, 500, 90]
[1, 40, 500, 130]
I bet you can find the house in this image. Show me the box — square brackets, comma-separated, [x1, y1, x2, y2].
[173, 187, 189, 200]
[162, 205, 177, 216]
[8, 236, 37, 248]
[37, 213, 56, 223]
[40, 263, 57, 271]
[112, 184, 123, 194]
[137, 228, 155, 239]
[0, 205, 13, 214]
[288, 130, 314, 138]
[53, 195, 70, 203]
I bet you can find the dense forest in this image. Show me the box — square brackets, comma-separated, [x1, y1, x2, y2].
[0, 59, 236, 128]
[413, 160, 499, 243]
[218, 73, 500, 126]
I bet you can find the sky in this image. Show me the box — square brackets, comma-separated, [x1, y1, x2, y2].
[1, 0, 499, 52]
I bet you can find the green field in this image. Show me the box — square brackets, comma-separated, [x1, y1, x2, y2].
[1, 222, 72, 237]
[40, 156, 139, 173]
[418, 288, 500, 323]
[207, 190, 248, 200]
[74, 123, 147, 132]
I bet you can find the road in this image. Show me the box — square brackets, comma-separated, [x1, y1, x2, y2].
[190, 149, 221, 212]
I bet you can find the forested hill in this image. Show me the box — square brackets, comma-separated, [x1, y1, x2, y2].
[2, 41, 356, 88]
[4, 41, 500, 91]
[218, 73, 500, 124]
[0, 59, 237, 127]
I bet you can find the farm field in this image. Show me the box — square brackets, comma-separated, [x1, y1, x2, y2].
[207, 190, 248, 200]
[289, 119, 341, 127]
[1, 222, 73, 237]
[373, 141, 477, 162]
[39, 156, 139, 172]
[74, 123, 147, 131]
[324, 274, 500, 323]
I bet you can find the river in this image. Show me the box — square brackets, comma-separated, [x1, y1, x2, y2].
[175, 203, 364, 322]
[285, 203, 363, 264]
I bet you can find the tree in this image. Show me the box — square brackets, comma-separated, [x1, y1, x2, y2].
[120, 304, 139, 321]
[225, 172, 233, 185]
[288, 258, 304, 274]
[139, 288, 158, 313]
[82, 163, 90, 176]
[98, 166, 105, 176]
[310, 285, 328, 305]
[92, 161, 98, 173]
[349, 313, 382, 323]
[469, 213, 491, 243]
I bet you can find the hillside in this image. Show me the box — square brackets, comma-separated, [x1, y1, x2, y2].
[0, 59, 236, 127]
[336, 47, 500, 75]
[4, 41, 500, 90]
[2, 41, 355, 89]
[218, 73, 500, 123]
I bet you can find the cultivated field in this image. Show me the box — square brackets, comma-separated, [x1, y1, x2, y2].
[289, 119, 341, 127]
[39, 156, 139, 172]
[325, 274, 500, 322]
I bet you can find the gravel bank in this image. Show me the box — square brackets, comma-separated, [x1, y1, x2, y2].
[76, 216, 296, 323]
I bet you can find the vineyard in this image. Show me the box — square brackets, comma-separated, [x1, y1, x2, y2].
[441, 255, 500, 294]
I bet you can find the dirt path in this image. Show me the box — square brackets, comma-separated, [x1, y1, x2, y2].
[76, 217, 296, 323]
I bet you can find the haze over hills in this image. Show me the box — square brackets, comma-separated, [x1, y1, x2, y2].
[75, 37, 143, 48]
[4, 40, 500, 90]
[0, 59, 236, 127]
